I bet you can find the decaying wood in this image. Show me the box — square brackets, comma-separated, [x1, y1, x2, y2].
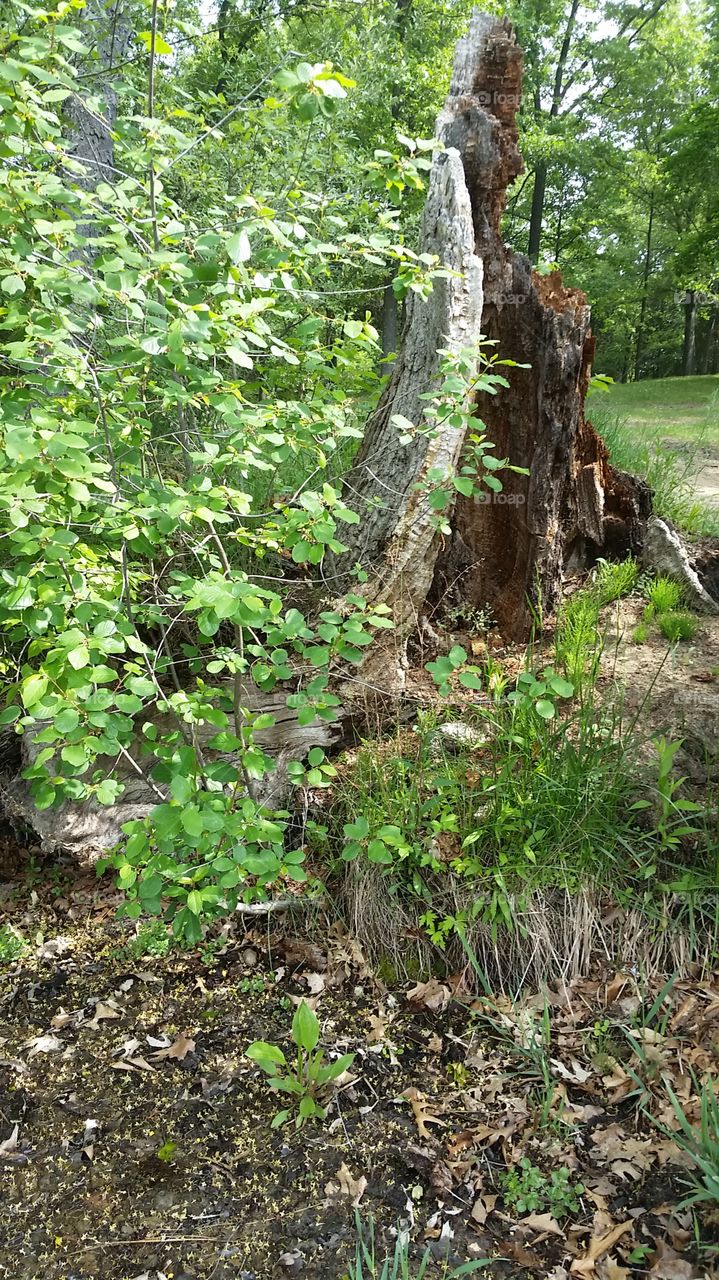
[0, 682, 340, 859]
[339, 10, 650, 643]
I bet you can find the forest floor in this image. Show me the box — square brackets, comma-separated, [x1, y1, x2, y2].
[2, 503, 719, 1280]
[1, 866, 719, 1280]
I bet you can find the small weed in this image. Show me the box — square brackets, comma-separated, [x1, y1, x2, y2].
[632, 737, 704, 856]
[129, 920, 172, 960]
[632, 622, 650, 644]
[657, 610, 697, 642]
[0, 924, 25, 965]
[155, 1140, 177, 1163]
[246, 1000, 354, 1129]
[501, 1157, 584, 1218]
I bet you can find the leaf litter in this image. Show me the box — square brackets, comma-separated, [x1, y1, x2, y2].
[0, 868, 717, 1278]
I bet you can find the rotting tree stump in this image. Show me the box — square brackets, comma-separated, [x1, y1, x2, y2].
[335, 11, 650, 646]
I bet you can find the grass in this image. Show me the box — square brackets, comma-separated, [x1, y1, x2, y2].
[587, 378, 719, 536]
[589, 374, 719, 447]
[665, 1079, 719, 1210]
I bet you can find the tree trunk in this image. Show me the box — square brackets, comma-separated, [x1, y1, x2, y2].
[682, 290, 697, 376]
[380, 281, 399, 375]
[338, 12, 650, 650]
[634, 192, 655, 382]
[65, 0, 133, 190]
[527, 160, 546, 263]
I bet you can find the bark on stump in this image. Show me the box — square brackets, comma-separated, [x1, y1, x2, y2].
[338, 11, 650, 645]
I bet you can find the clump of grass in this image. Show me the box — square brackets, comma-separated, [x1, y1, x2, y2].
[348, 1212, 489, 1278]
[635, 576, 698, 644]
[594, 556, 640, 604]
[646, 576, 684, 615]
[665, 1080, 719, 1209]
[554, 557, 638, 690]
[657, 611, 697, 643]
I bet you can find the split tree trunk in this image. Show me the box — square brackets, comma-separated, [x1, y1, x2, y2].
[338, 11, 649, 647]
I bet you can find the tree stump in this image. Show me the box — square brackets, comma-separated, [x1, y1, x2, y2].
[337, 11, 650, 644]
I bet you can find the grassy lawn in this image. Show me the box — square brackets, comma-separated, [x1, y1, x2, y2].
[588, 373, 719, 448]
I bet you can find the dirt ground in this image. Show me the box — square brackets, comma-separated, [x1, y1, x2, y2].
[1, 865, 719, 1280]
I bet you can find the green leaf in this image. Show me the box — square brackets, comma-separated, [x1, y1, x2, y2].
[246, 1040, 287, 1072]
[22, 673, 48, 709]
[291, 1001, 319, 1053]
[535, 699, 556, 720]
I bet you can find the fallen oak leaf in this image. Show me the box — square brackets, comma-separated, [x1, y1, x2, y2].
[151, 1032, 195, 1062]
[86, 1000, 123, 1029]
[324, 1161, 367, 1207]
[401, 1087, 446, 1140]
[570, 1220, 634, 1276]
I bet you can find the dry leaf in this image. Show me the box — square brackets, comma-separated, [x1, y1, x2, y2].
[402, 1087, 446, 1140]
[471, 1194, 497, 1226]
[36, 935, 73, 961]
[367, 1012, 389, 1044]
[0, 1124, 19, 1155]
[151, 1032, 195, 1061]
[303, 972, 325, 996]
[523, 1212, 565, 1238]
[324, 1162, 367, 1207]
[406, 978, 451, 1013]
[25, 1033, 64, 1057]
[570, 1219, 634, 1276]
[596, 1260, 630, 1280]
[87, 1000, 123, 1029]
[649, 1240, 695, 1279]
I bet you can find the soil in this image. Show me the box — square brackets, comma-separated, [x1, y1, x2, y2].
[1, 868, 718, 1280]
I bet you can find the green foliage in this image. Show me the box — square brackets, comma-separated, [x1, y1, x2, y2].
[128, 919, 172, 960]
[665, 1080, 719, 1209]
[631, 737, 704, 856]
[555, 558, 638, 692]
[0, 1, 468, 940]
[245, 1000, 354, 1128]
[501, 1158, 584, 1219]
[0, 925, 26, 966]
[335, 666, 652, 943]
[657, 611, 697, 642]
[647, 578, 684, 615]
[348, 1213, 489, 1279]
[597, 408, 719, 538]
[593, 557, 640, 605]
